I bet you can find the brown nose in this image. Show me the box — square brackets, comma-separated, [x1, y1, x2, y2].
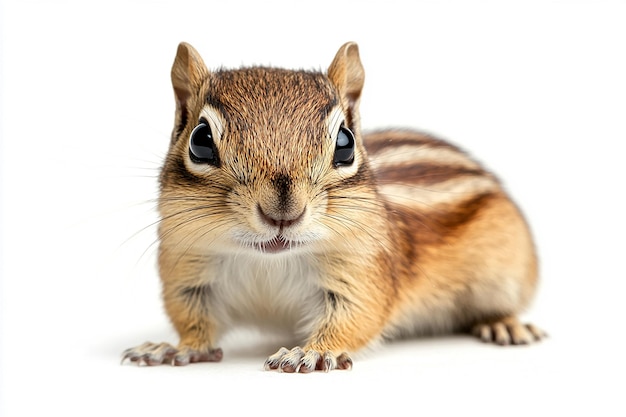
[257, 204, 305, 229]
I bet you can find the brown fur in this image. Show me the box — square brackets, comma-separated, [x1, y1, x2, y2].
[122, 42, 544, 372]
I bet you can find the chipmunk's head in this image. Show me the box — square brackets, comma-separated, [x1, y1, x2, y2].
[159, 42, 379, 256]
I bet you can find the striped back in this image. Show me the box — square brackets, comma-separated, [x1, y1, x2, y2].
[364, 129, 503, 246]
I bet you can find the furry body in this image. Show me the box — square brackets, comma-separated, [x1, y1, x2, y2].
[123, 42, 543, 372]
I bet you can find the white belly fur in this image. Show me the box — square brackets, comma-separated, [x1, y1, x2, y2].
[209, 252, 326, 339]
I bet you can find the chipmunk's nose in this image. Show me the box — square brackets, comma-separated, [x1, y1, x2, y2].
[256, 173, 307, 230]
[257, 203, 305, 229]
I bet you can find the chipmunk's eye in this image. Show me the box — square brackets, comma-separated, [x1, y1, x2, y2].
[189, 119, 219, 166]
[333, 125, 355, 167]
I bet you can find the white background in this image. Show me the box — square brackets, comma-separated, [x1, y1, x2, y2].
[1, 1, 625, 416]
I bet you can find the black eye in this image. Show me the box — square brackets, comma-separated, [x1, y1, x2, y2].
[333, 125, 355, 167]
[189, 119, 219, 166]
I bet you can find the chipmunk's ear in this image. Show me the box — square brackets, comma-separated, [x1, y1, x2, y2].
[171, 42, 208, 104]
[171, 42, 208, 141]
[328, 42, 365, 127]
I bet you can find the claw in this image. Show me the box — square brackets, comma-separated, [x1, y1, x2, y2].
[264, 347, 290, 370]
[278, 346, 304, 373]
[121, 342, 222, 366]
[265, 347, 352, 373]
[322, 351, 336, 373]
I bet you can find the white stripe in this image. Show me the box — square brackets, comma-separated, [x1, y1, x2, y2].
[378, 176, 498, 210]
[368, 144, 481, 172]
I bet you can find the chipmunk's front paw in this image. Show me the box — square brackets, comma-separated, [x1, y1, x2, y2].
[264, 347, 353, 373]
[121, 342, 223, 366]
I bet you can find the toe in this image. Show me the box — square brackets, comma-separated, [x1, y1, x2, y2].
[298, 350, 322, 373]
[509, 324, 533, 345]
[279, 347, 305, 373]
[473, 324, 493, 343]
[493, 322, 511, 345]
[472, 318, 546, 346]
[264, 347, 289, 370]
[336, 353, 353, 370]
[527, 324, 548, 341]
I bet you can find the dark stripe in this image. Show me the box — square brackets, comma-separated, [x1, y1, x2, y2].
[391, 192, 498, 246]
[326, 291, 338, 310]
[206, 94, 227, 116]
[161, 155, 206, 187]
[179, 285, 212, 308]
[375, 162, 487, 186]
[272, 174, 293, 211]
[364, 130, 462, 155]
[436, 192, 498, 230]
[324, 290, 355, 312]
[328, 160, 372, 191]
[171, 102, 189, 144]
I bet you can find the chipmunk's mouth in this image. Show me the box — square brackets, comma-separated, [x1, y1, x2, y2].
[257, 235, 297, 254]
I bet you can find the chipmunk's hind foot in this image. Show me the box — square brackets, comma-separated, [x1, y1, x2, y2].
[472, 316, 546, 346]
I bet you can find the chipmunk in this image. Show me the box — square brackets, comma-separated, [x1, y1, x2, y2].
[122, 42, 544, 372]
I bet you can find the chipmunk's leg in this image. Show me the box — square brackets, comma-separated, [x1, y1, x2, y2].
[121, 288, 223, 366]
[122, 251, 223, 366]
[264, 285, 386, 373]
